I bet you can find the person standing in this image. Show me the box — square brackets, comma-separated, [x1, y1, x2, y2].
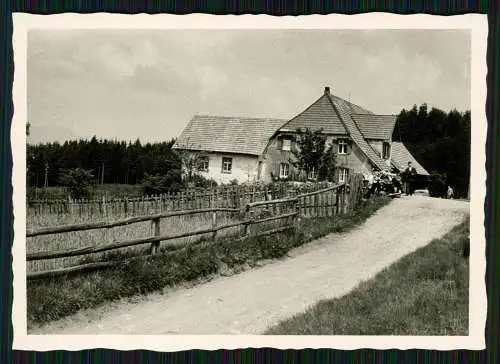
[403, 161, 417, 196]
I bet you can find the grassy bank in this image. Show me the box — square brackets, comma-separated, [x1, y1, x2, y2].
[27, 196, 390, 328]
[266, 217, 470, 335]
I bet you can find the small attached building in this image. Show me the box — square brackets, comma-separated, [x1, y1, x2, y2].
[172, 115, 286, 184]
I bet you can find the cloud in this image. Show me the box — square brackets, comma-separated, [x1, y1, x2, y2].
[27, 29, 471, 143]
[93, 39, 160, 78]
[195, 65, 229, 100]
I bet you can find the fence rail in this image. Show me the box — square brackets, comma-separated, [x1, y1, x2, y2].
[27, 207, 240, 237]
[26, 177, 364, 280]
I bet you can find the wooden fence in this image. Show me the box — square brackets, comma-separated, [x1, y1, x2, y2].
[26, 176, 364, 280]
[27, 183, 330, 217]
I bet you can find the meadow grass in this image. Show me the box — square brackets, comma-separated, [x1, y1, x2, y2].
[28, 184, 144, 200]
[27, 196, 390, 327]
[265, 217, 470, 335]
[26, 209, 242, 274]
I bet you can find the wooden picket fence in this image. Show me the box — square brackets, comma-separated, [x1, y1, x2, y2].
[26, 176, 364, 280]
[27, 183, 330, 217]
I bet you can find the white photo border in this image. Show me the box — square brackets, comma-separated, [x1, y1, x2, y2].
[11, 12, 488, 351]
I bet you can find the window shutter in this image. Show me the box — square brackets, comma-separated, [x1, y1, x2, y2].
[277, 137, 283, 150]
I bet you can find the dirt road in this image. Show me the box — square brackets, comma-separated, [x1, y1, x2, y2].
[32, 195, 469, 335]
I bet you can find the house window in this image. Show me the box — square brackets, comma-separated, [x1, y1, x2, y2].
[282, 138, 292, 151]
[338, 139, 348, 154]
[383, 142, 391, 159]
[222, 157, 232, 173]
[339, 168, 349, 183]
[197, 156, 209, 172]
[279, 163, 289, 179]
[308, 167, 318, 180]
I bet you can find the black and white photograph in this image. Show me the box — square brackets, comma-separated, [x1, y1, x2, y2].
[12, 14, 487, 351]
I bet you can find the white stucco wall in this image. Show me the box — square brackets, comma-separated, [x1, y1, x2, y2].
[195, 152, 260, 184]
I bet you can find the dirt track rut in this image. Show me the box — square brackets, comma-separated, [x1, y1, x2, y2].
[32, 195, 469, 335]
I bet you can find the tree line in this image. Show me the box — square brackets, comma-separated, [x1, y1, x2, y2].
[392, 104, 470, 198]
[27, 137, 182, 189]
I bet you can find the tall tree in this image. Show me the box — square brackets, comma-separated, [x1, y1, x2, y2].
[291, 128, 336, 181]
[291, 128, 327, 177]
[393, 104, 471, 197]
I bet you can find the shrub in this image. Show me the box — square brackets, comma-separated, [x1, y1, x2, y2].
[58, 168, 94, 200]
[141, 169, 184, 195]
[184, 174, 218, 189]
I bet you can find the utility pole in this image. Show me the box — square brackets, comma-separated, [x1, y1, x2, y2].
[44, 162, 49, 188]
[101, 162, 105, 185]
[26, 121, 31, 187]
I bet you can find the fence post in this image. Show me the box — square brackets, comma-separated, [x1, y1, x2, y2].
[344, 184, 350, 213]
[244, 204, 252, 237]
[335, 190, 340, 215]
[315, 194, 318, 217]
[293, 198, 301, 229]
[102, 196, 107, 216]
[321, 193, 324, 216]
[211, 211, 218, 240]
[150, 217, 161, 255]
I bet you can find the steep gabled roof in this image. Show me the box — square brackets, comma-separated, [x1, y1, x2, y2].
[278, 94, 347, 134]
[330, 95, 374, 115]
[172, 115, 287, 156]
[391, 141, 430, 175]
[327, 94, 389, 171]
[278, 88, 391, 171]
[351, 114, 397, 140]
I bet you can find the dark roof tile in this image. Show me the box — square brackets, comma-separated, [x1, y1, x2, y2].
[351, 114, 397, 140]
[279, 94, 347, 134]
[391, 142, 430, 175]
[173, 115, 287, 156]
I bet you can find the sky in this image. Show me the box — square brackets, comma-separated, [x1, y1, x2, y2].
[27, 29, 471, 144]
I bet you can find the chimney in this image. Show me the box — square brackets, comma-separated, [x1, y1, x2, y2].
[324, 86, 330, 95]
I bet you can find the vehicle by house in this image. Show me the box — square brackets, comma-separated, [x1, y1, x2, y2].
[173, 86, 429, 184]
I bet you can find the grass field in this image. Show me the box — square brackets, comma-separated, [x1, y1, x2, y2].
[27, 196, 390, 327]
[27, 208, 243, 274]
[27, 184, 144, 200]
[265, 217, 470, 335]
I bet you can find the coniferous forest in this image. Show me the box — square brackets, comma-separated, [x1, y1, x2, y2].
[26, 104, 471, 198]
[392, 104, 471, 198]
[27, 137, 181, 188]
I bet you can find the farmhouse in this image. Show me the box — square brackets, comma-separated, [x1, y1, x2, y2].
[173, 86, 429, 184]
[266, 86, 429, 182]
[172, 115, 287, 184]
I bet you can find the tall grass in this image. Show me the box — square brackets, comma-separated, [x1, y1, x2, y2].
[27, 196, 390, 328]
[27, 209, 242, 274]
[265, 217, 470, 335]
